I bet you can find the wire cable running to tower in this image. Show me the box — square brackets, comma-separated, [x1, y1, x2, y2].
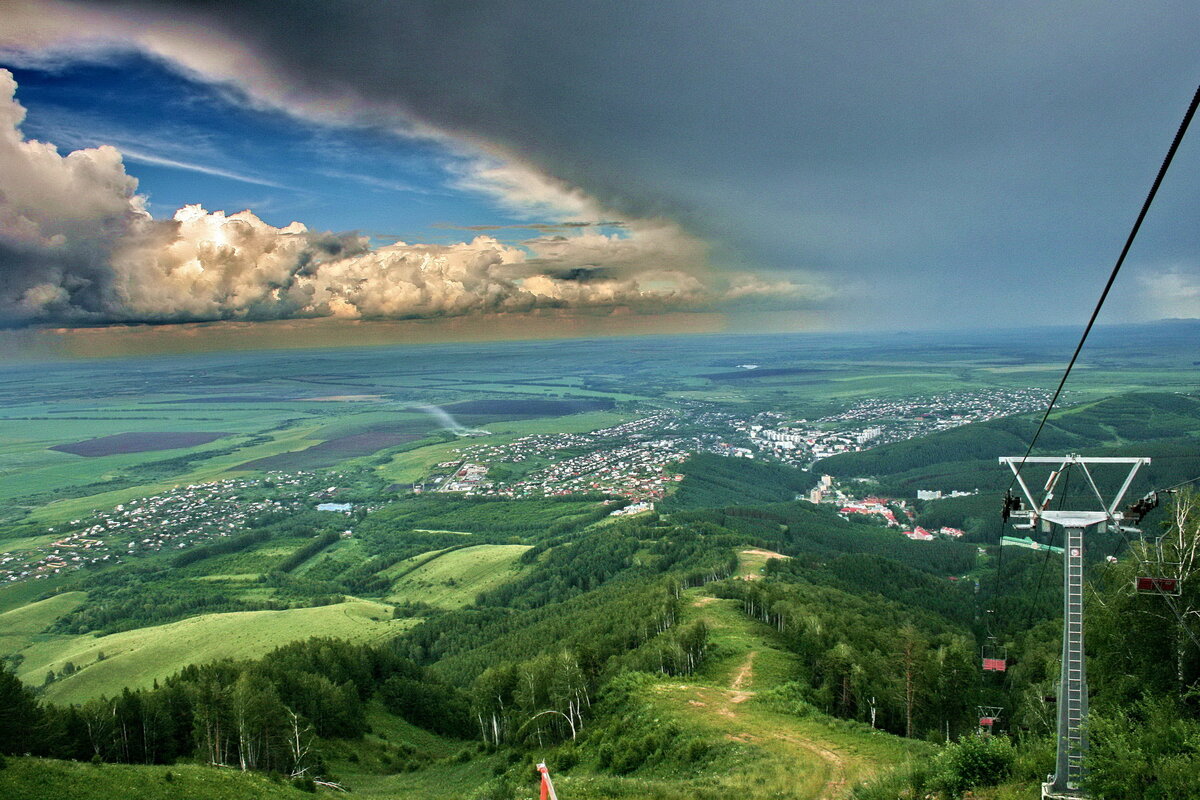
[1006, 84, 1200, 491]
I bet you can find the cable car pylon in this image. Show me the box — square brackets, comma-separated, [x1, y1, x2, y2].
[1000, 454, 1149, 800]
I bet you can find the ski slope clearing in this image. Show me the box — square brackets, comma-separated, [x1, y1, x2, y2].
[552, 594, 928, 800]
[385, 544, 531, 609]
[738, 547, 791, 580]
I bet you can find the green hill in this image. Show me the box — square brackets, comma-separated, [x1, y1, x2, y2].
[0, 591, 86, 654]
[819, 392, 1200, 496]
[661, 452, 812, 511]
[17, 598, 413, 704]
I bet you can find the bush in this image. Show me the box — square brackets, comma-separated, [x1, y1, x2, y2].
[757, 681, 818, 718]
[1084, 698, 1200, 800]
[930, 734, 1014, 798]
[292, 776, 316, 792]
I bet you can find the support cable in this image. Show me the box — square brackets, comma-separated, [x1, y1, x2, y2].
[1006, 84, 1200, 492]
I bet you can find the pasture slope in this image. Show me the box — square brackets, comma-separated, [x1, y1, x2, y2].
[17, 598, 414, 705]
[384, 543, 532, 608]
[0, 591, 86, 654]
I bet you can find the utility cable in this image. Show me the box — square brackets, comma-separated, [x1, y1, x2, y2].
[1158, 474, 1200, 494]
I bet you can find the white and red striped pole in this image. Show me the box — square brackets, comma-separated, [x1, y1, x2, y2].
[537, 762, 559, 800]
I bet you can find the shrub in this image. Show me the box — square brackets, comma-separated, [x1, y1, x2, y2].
[1084, 698, 1200, 800]
[929, 734, 1014, 798]
[292, 776, 316, 792]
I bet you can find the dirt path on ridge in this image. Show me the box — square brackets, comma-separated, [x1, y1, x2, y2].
[780, 733, 848, 799]
[730, 650, 756, 701]
[664, 596, 861, 800]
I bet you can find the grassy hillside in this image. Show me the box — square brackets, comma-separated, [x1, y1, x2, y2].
[0, 757, 316, 800]
[384, 544, 531, 608]
[0, 591, 86, 654]
[17, 598, 414, 704]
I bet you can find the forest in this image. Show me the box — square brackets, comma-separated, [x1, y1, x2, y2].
[3, 389, 1200, 798]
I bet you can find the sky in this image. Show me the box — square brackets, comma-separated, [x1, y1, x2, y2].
[0, 1, 1198, 354]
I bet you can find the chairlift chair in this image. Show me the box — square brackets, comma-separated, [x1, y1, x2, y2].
[977, 706, 1003, 732]
[1134, 535, 1182, 597]
[981, 638, 1007, 672]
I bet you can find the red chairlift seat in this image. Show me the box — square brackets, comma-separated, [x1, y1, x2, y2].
[982, 640, 1007, 672]
[977, 705, 1003, 731]
[1135, 575, 1181, 595]
[1133, 536, 1182, 597]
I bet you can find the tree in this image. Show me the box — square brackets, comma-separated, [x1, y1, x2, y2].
[897, 625, 928, 739]
[0, 669, 42, 755]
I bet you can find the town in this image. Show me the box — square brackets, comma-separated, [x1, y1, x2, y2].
[1, 389, 1045, 584]
[0, 473, 329, 584]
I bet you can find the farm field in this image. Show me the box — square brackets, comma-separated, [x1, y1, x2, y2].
[384, 544, 532, 608]
[15, 598, 414, 704]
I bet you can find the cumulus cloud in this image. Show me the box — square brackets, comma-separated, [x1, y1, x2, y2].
[6, 0, 1198, 330]
[0, 70, 817, 325]
[0, 68, 148, 322]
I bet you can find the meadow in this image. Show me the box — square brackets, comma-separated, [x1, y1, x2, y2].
[0, 758, 320, 800]
[19, 598, 413, 705]
[384, 544, 532, 608]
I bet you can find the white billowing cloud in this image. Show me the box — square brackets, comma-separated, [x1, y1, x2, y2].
[1139, 266, 1200, 319]
[0, 67, 819, 325]
[0, 68, 150, 321]
[107, 205, 358, 321]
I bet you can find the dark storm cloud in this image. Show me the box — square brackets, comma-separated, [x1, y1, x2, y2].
[7, 1, 1200, 325]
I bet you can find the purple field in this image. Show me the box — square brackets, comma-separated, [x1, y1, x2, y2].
[444, 398, 614, 418]
[50, 432, 229, 457]
[238, 430, 425, 472]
